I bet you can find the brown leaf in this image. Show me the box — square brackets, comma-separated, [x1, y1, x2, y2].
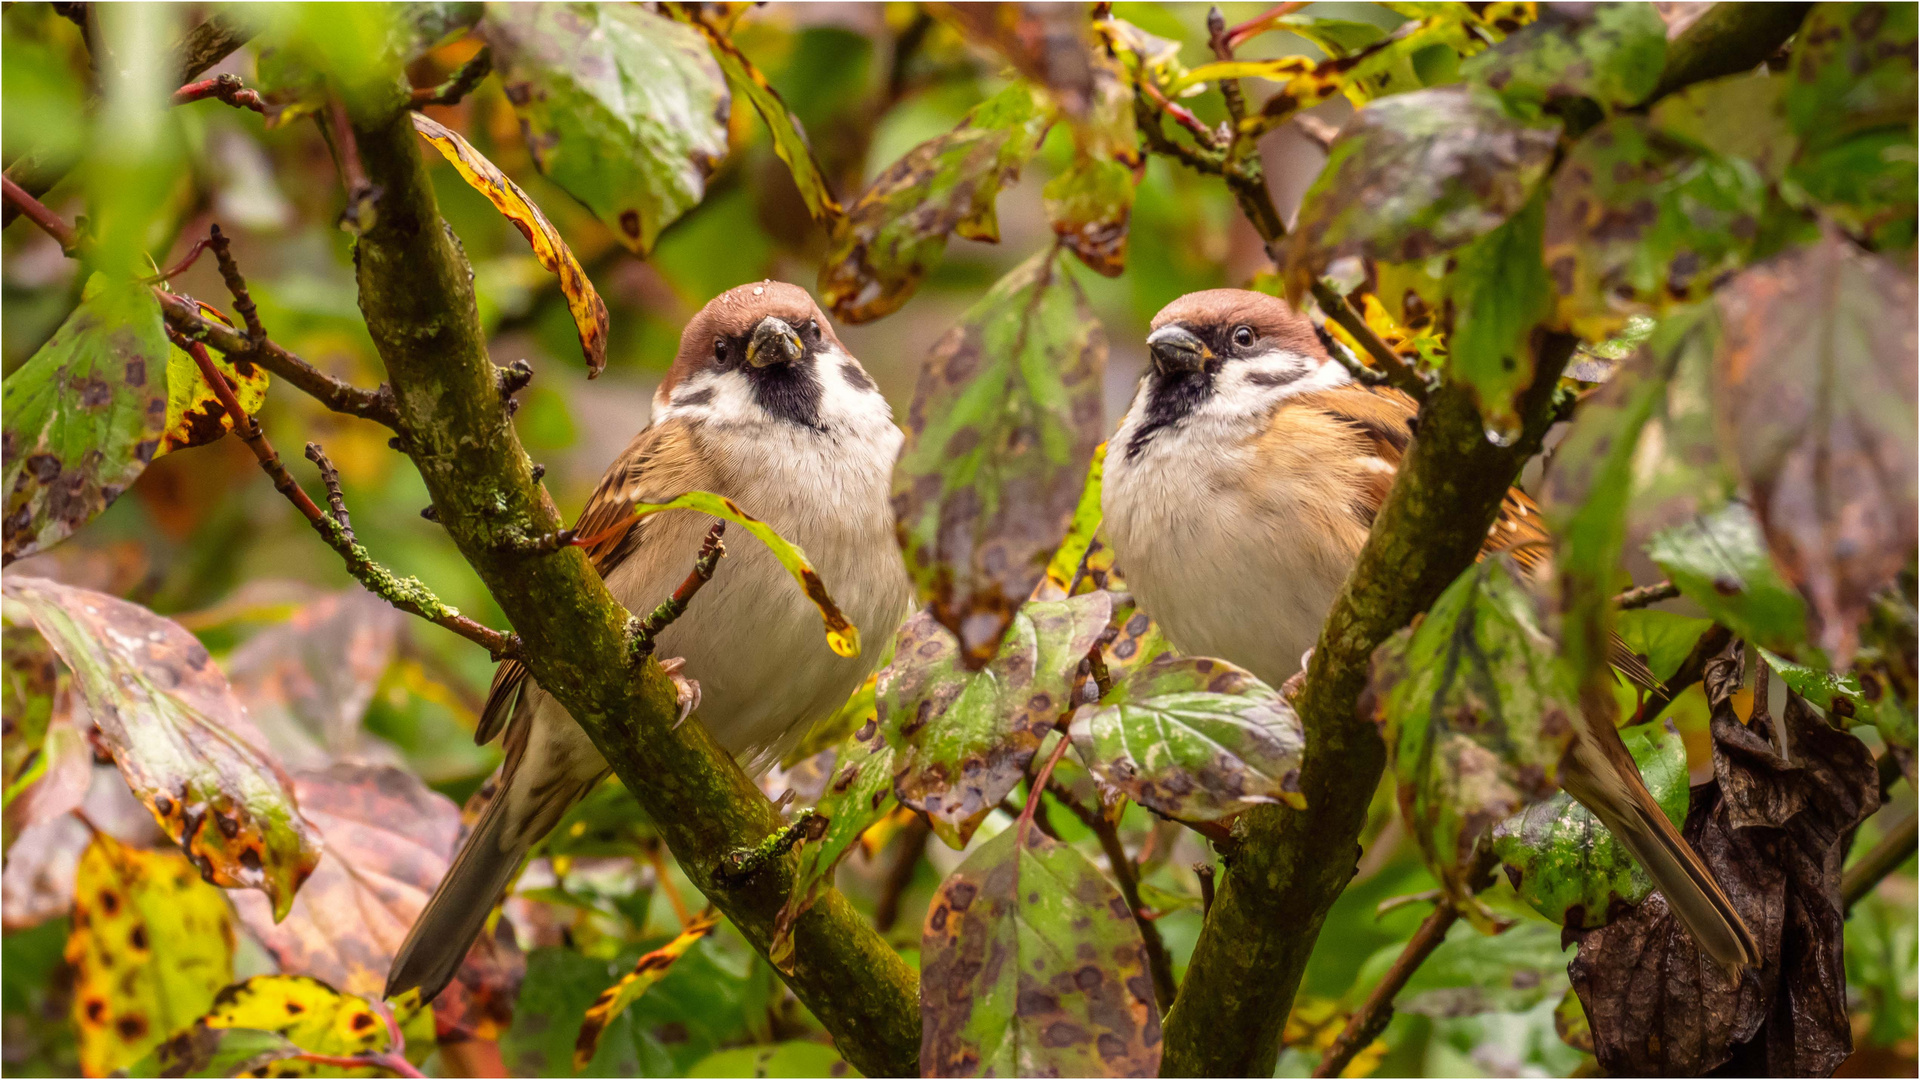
[225, 590, 404, 768]
[1568, 639, 1879, 1075]
[1714, 230, 1919, 664]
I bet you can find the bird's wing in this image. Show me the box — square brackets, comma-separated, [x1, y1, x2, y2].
[474, 419, 712, 745]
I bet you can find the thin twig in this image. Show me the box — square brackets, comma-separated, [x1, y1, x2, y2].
[1224, 1, 1309, 50]
[207, 224, 265, 340]
[171, 72, 264, 113]
[1206, 8, 1248, 125]
[2, 176, 78, 253]
[158, 290, 398, 427]
[410, 46, 493, 108]
[1139, 78, 1221, 149]
[1309, 280, 1431, 401]
[1018, 736, 1075, 844]
[1312, 899, 1458, 1077]
[1843, 808, 1918, 912]
[288, 1051, 423, 1079]
[1049, 784, 1180, 1013]
[1616, 580, 1681, 610]
[631, 523, 727, 658]
[1630, 624, 1732, 726]
[1194, 862, 1216, 918]
[303, 444, 354, 544]
[323, 97, 379, 233]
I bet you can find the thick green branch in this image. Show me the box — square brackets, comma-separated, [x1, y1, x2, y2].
[343, 106, 919, 1077]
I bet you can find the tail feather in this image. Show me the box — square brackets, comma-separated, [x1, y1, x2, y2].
[1561, 731, 1760, 974]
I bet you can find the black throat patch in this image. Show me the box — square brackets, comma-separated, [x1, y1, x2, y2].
[746, 356, 826, 431]
[1125, 368, 1213, 459]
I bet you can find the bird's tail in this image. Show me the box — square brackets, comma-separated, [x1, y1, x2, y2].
[1561, 728, 1760, 974]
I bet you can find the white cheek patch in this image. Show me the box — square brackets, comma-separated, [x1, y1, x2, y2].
[656, 369, 760, 427]
[1202, 349, 1352, 421]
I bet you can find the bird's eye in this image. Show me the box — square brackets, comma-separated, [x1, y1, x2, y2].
[1232, 325, 1255, 348]
[714, 338, 729, 362]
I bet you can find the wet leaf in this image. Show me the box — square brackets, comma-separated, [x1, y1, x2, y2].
[1, 279, 169, 563]
[1493, 720, 1689, 928]
[931, 2, 1097, 118]
[1044, 156, 1134, 278]
[410, 112, 610, 377]
[1442, 191, 1551, 437]
[919, 824, 1161, 1077]
[158, 328, 270, 458]
[1541, 114, 1768, 338]
[769, 717, 893, 973]
[1284, 86, 1560, 298]
[225, 591, 404, 769]
[574, 909, 720, 1069]
[819, 83, 1050, 323]
[1646, 502, 1809, 657]
[1368, 559, 1580, 916]
[883, 593, 1111, 848]
[1461, 1, 1667, 113]
[3, 576, 321, 919]
[1757, 648, 1862, 717]
[1568, 640, 1880, 1075]
[1713, 231, 1919, 664]
[1068, 655, 1305, 823]
[66, 832, 235, 1077]
[484, 3, 729, 255]
[893, 249, 1108, 666]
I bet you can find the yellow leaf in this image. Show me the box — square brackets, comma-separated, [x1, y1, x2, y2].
[1040, 442, 1107, 598]
[409, 112, 610, 377]
[573, 909, 722, 1069]
[66, 833, 234, 1077]
[160, 309, 270, 457]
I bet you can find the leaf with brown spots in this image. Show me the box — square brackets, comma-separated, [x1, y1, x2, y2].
[920, 823, 1161, 1077]
[226, 764, 523, 1041]
[187, 974, 412, 1077]
[1, 277, 170, 564]
[819, 83, 1051, 323]
[573, 908, 720, 1069]
[1712, 231, 1919, 665]
[1044, 155, 1135, 278]
[410, 112, 610, 377]
[1646, 501, 1811, 657]
[1568, 639, 1879, 1075]
[484, 3, 729, 255]
[2, 614, 89, 855]
[65, 831, 235, 1077]
[769, 714, 894, 973]
[893, 248, 1108, 666]
[123, 1024, 301, 1079]
[1368, 559, 1580, 920]
[2, 576, 322, 920]
[882, 593, 1110, 849]
[930, 2, 1097, 119]
[1460, 1, 1667, 114]
[158, 318, 270, 457]
[1068, 654, 1305, 825]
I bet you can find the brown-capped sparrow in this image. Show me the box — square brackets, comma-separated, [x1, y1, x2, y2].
[388, 282, 912, 1002]
[1101, 288, 1759, 973]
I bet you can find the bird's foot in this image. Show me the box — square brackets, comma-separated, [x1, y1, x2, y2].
[659, 656, 701, 729]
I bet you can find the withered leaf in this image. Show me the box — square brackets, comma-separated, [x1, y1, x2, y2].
[158, 323, 270, 458]
[883, 593, 1110, 848]
[2, 615, 90, 854]
[1713, 230, 1919, 665]
[920, 824, 1161, 1077]
[893, 249, 1108, 666]
[2, 576, 321, 920]
[931, 2, 1097, 118]
[573, 909, 720, 1069]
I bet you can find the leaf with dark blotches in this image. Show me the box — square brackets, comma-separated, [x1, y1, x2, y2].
[1648, 73, 1799, 182]
[1368, 559, 1580, 918]
[158, 323, 270, 457]
[820, 83, 1050, 324]
[1784, 2, 1916, 148]
[893, 249, 1108, 666]
[65, 832, 235, 1076]
[1440, 191, 1551, 439]
[1461, 1, 1667, 113]
[1044, 155, 1135, 278]
[920, 824, 1161, 1077]
[1613, 304, 1742, 551]
[1646, 502, 1809, 657]
[1, 278, 169, 563]
[1283, 85, 1560, 299]
[931, 2, 1097, 118]
[769, 716, 893, 972]
[1, 615, 89, 856]
[2, 576, 322, 920]
[882, 594, 1111, 849]
[574, 909, 719, 1069]
[411, 112, 611, 377]
[122, 1025, 300, 1079]
[1713, 232, 1918, 665]
[1568, 639, 1879, 1076]
[1541, 114, 1768, 338]
[1068, 654, 1304, 824]
[226, 764, 524, 1040]
[484, 3, 728, 255]
[187, 975, 415, 1070]
[1493, 720, 1688, 928]
[225, 590, 404, 769]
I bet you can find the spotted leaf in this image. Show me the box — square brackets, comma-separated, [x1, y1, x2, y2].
[410, 112, 610, 377]
[158, 321, 269, 457]
[1461, 1, 1667, 113]
[883, 593, 1111, 849]
[931, 2, 1097, 118]
[2, 575, 322, 920]
[1037, 443, 1105, 600]
[769, 717, 893, 973]
[190, 974, 408, 1076]
[573, 909, 720, 1069]
[1044, 155, 1134, 278]
[920, 823, 1161, 1077]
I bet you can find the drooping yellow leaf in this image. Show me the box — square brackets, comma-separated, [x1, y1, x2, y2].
[409, 112, 610, 377]
[159, 304, 270, 456]
[573, 909, 721, 1069]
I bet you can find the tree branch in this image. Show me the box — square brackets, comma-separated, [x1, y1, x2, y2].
[342, 105, 920, 1077]
[171, 72, 264, 113]
[1648, 2, 1813, 103]
[409, 46, 493, 108]
[1842, 807, 1916, 912]
[1615, 579, 1680, 610]
[1312, 900, 1457, 1078]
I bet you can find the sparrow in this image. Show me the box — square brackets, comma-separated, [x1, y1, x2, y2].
[1101, 288, 1760, 973]
[387, 281, 913, 1003]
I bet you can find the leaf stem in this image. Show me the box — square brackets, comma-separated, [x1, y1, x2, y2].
[410, 46, 493, 108]
[631, 523, 727, 659]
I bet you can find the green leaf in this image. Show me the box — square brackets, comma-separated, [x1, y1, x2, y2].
[1, 279, 169, 562]
[1618, 305, 1740, 548]
[882, 594, 1111, 848]
[1713, 232, 1919, 662]
[1492, 720, 1689, 928]
[1855, 576, 1918, 751]
[485, 3, 730, 255]
[1648, 73, 1799, 181]
[84, 4, 187, 278]
[1044, 155, 1136, 278]
[1542, 115, 1769, 338]
[688, 1041, 850, 1078]
[1645, 501, 1809, 656]
[2, 25, 87, 171]
[1395, 918, 1574, 1017]
[1068, 655, 1305, 823]
[1462, 2, 1667, 113]
[1615, 610, 1714, 684]
[920, 824, 1161, 1077]
[1758, 648, 1863, 715]
[1, 576, 323, 920]
[1284, 85, 1560, 295]
[1444, 191, 1551, 439]
[1786, 128, 1919, 249]
[892, 249, 1109, 666]
[818, 83, 1050, 323]
[769, 717, 894, 971]
[1369, 559, 1580, 918]
[1784, 2, 1918, 150]
[124, 1026, 299, 1079]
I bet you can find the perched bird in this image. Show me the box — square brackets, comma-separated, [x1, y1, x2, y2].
[387, 282, 912, 1003]
[1102, 288, 1760, 973]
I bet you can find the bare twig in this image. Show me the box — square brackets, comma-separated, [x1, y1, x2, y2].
[2, 176, 79, 253]
[323, 98, 379, 233]
[159, 291, 398, 427]
[410, 46, 493, 108]
[1309, 280, 1431, 401]
[1615, 580, 1681, 611]
[303, 444, 354, 544]
[1843, 808, 1918, 911]
[1018, 736, 1076, 844]
[1194, 862, 1216, 917]
[1224, 1, 1310, 50]
[631, 523, 727, 658]
[171, 72, 264, 113]
[1312, 899, 1458, 1078]
[207, 224, 266, 340]
[1139, 78, 1221, 149]
[1206, 8, 1248, 125]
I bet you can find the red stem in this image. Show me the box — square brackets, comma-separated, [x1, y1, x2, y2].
[1018, 735, 1075, 845]
[2, 176, 78, 252]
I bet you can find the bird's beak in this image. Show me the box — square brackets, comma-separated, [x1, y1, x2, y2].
[746, 316, 805, 368]
[1147, 324, 1211, 374]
